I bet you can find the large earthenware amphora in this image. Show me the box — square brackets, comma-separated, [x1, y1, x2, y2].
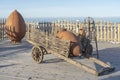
[5, 10, 26, 43]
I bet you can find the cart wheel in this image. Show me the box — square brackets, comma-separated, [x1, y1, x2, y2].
[32, 45, 43, 64]
[40, 46, 48, 55]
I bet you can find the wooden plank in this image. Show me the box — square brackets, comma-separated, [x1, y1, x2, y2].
[88, 57, 110, 67]
[27, 39, 38, 46]
[49, 50, 99, 76]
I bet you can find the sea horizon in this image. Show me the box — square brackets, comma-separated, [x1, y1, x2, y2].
[24, 17, 120, 23]
[0, 17, 120, 23]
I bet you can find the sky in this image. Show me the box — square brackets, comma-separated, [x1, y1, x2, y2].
[0, 0, 120, 18]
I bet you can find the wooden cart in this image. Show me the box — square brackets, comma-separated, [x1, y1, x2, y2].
[26, 26, 115, 76]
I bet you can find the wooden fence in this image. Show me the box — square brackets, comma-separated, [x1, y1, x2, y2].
[26, 20, 120, 43]
[96, 21, 120, 42]
[0, 18, 120, 43]
[0, 19, 7, 41]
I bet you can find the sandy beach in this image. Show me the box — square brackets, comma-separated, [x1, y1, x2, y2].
[0, 40, 120, 80]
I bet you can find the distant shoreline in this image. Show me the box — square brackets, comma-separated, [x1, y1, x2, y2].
[24, 17, 120, 23]
[0, 17, 120, 23]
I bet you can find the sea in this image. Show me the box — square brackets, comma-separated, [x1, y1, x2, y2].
[0, 17, 120, 23]
[24, 17, 120, 23]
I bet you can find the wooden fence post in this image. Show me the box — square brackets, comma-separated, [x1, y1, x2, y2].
[118, 23, 120, 43]
[2, 19, 4, 40]
[114, 22, 117, 42]
[104, 22, 107, 41]
[100, 20, 103, 41]
[55, 21, 58, 34]
[0, 19, 1, 40]
[63, 20, 67, 29]
[70, 21, 73, 31]
[107, 22, 109, 42]
[79, 22, 83, 29]
[109, 22, 112, 41]
[28, 23, 31, 39]
[96, 21, 99, 41]
[1, 18, 5, 40]
[51, 21, 55, 35]
[57, 20, 61, 30]
[75, 21, 79, 34]
[46, 31, 49, 48]
[73, 23, 75, 33]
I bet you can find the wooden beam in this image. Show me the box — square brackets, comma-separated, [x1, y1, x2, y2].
[88, 57, 110, 67]
[27, 39, 38, 46]
[49, 50, 99, 76]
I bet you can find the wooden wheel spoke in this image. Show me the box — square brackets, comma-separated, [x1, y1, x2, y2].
[40, 46, 48, 55]
[36, 58, 39, 61]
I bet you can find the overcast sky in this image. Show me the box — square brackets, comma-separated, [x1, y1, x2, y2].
[0, 0, 120, 18]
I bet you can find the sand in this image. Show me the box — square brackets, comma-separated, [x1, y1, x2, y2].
[0, 40, 120, 80]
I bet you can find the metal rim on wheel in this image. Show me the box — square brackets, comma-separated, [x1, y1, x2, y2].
[31, 45, 43, 64]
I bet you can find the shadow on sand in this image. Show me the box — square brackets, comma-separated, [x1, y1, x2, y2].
[0, 64, 17, 68]
[0, 40, 32, 58]
[43, 58, 65, 63]
[102, 75, 120, 80]
[93, 47, 120, 76]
